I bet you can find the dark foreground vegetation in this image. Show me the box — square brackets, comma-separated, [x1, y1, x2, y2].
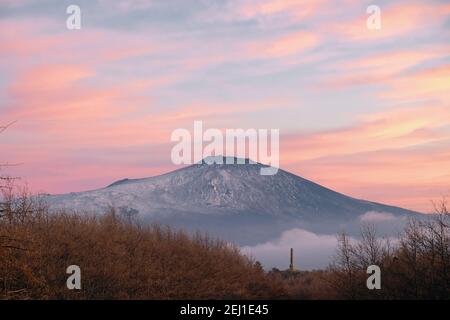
[271, 200, 450, 299]
[1, 179, 449, 299]
[0, 185, 286, 299]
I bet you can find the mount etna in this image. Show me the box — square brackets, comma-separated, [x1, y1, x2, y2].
[44, 156, 423, 268]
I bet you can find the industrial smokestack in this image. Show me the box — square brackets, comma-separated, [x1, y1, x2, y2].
[289, 248, 295, 271]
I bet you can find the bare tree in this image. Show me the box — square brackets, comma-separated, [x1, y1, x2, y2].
[329, 232, 359, 299]
[0, 122, 20, 218]
[328, 198, 450, 299]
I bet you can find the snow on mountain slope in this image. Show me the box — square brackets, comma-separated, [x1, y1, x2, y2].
[45, 156, 420, 222]
[43, 156, 424, 268]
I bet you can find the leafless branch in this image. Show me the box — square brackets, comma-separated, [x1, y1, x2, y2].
[0, 121, 17, 134]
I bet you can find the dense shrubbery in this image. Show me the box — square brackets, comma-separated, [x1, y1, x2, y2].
[0, 185, 285, 300]
[268, 269, 334, 299]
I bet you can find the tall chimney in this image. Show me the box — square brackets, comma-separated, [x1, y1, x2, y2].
[289, 248, 295, 271]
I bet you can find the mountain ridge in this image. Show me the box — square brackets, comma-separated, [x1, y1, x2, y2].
[45, 156, 421, 219]
[43, 156, 424, 251]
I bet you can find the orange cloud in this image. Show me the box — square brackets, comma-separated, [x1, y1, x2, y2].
[2, 62, 154, 148]
[323, 46, 450, 88]
[381, 64, 450, 101]
[281, 104, 450, 212]
[283, 104, 450, 162]
[320, 48, 450, 113]
[341, 48, 449, 72]
[285, 145, 450, 213]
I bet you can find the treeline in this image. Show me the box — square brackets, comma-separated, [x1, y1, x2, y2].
[0, 185, 285, 299]
[270, 200, 450, 299]
[328, 202, 450, 299]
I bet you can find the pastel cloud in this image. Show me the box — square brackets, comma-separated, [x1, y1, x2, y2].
[323, 46, 450, 89]
[281, 104, 450, 212]
[381, 64, 450, 102]
[247, 31, 319, 59]
[236, 0, 327, 23]
[283, 104, 450, 161]
[9, 64, 94, 95]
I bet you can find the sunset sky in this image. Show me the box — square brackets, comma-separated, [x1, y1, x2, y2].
[1, 0, 449, 212]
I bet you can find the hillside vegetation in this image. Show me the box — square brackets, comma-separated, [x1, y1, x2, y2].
[1, 181, 448, 299]
[0, 187, 285, 299]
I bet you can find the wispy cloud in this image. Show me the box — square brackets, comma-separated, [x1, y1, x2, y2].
[282, 104, 450, 212]
[246, 30, 319, 59]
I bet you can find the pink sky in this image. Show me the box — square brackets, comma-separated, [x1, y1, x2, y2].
[1, 0, 449, 213]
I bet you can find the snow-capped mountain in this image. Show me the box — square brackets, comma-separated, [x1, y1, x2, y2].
[45, 156, 421, 246]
